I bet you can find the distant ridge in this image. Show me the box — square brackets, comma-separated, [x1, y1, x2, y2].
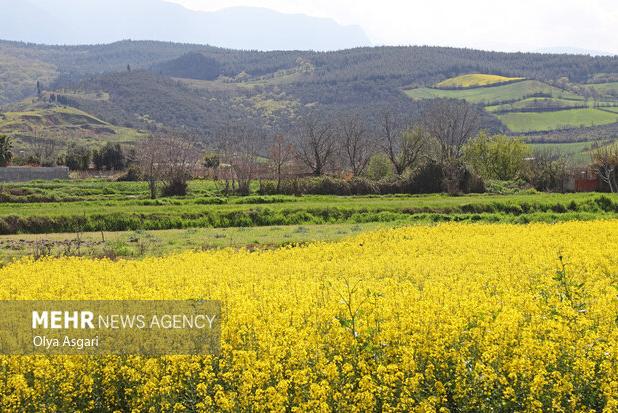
[0, 0, 371, 51]
[536, 47, 615, 57]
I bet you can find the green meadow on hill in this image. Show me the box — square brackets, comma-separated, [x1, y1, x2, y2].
[405, 74, 618, 156]
[497, 108, 618, 133]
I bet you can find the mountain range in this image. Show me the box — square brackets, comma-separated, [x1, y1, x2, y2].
[0, 0, 371, 51]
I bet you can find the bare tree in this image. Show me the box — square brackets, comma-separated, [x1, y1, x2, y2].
[136, 136, 163, 199]
[527, 149, 571, 193]
[29, 128, 57, 166]
[159, 134, 201, 196]
[216, 124, 263, 195]
[421, 100, 481, 194]
[269, 134, 294, 191]
[378, 110, 426, 176]
[295, 115, 336, 176]
[592, 146, 618, 193]
[136, 132, 200, 199]
[423, 99, 480, 162]
[339, 114, 373, 176]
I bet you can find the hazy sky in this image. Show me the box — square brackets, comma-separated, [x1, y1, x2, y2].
[169, 0, 618, 54]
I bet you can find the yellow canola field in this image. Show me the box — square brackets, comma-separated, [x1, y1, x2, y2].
[0, 221, 617, 412]
[434, 73, 525, 89]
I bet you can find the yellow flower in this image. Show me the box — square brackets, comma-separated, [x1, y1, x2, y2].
[0, 221, 616, 411]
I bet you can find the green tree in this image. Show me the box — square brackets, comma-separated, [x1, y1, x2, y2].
[464, 133, 530, 181]
[64, 143, 92, 171]
[0, 135, 13, 167]
[366, 153, 394, 181]
[93, 143, 126, 171]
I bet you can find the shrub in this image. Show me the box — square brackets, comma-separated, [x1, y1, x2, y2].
[117, 166, 142, 182]
[365, 153, 394, 181]
[306, 177, 352, 196]
[349, 177, 379, 195]
[162, 180, 188, 197]
[407, 162, 444, 194]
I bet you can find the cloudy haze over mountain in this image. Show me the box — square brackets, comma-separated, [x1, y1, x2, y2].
[172, 0, 618, 55]
[0, 0, 617, 54]
[0, 0, 371, 50]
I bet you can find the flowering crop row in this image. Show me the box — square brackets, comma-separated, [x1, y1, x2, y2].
[0, 221, 617, 412]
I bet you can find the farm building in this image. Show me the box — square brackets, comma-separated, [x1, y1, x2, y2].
[565, 168, 600, 192]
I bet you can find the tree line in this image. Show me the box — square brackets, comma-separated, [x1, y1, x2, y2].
[129, 99, 618, 197]
[2, 99, 616, 196]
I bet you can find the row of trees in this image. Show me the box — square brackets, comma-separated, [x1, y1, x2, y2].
[129, 100, 532, 198]
[5, 139, 128, 172]
[128, 99, 618, 198]
[267, 100, 483, 181]
[65, 142, 127, 171]
[205, 100, 504, 196]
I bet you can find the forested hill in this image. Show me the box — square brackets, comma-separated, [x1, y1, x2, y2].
[164, 46, 618, 86]
[2, 39, 618, 141]
[4, 39, 618, 95]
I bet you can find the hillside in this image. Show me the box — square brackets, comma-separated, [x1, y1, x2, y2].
[4, 40, 618, 103]
[0, 99, 145, 152]
[2, 40, 618, 147]
[406, 74, 618, 139]
[405, 80, 582, 104]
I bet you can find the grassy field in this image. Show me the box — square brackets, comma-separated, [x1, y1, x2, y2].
[486, 97, 618, 113]
[0, 188, 616, 261]
[404, 80, 581, 105]
[404, 76, 618, 137]
[0, 179, 617, 234]
[586, 81, 618, 97]
[175, 69, 305, 91]
[1, 179, 616, 263]
[529, 139, 618, 165]
[0, 221, 402, 264]
[529, 141, 595, 164]
[434, 74, 524, 89]
[0, 190, 613, 218]
[496, 108, 618, 132]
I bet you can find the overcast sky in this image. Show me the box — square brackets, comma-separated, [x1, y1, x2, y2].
[169, 0, 618, 54]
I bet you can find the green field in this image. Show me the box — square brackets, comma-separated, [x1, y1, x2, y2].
[497, 108, 618, 133]
[405, 80, 580, 105]
[0, 179, 617, 263]
[404, 75, 618, 137]
[175, 69, 306, 91]
[528, 141, 598, 165]
[586, 82, 618, 97]
[0, 179, 616, 235]
[434, 74, 524, 89]
[486, 97, 618, 113]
